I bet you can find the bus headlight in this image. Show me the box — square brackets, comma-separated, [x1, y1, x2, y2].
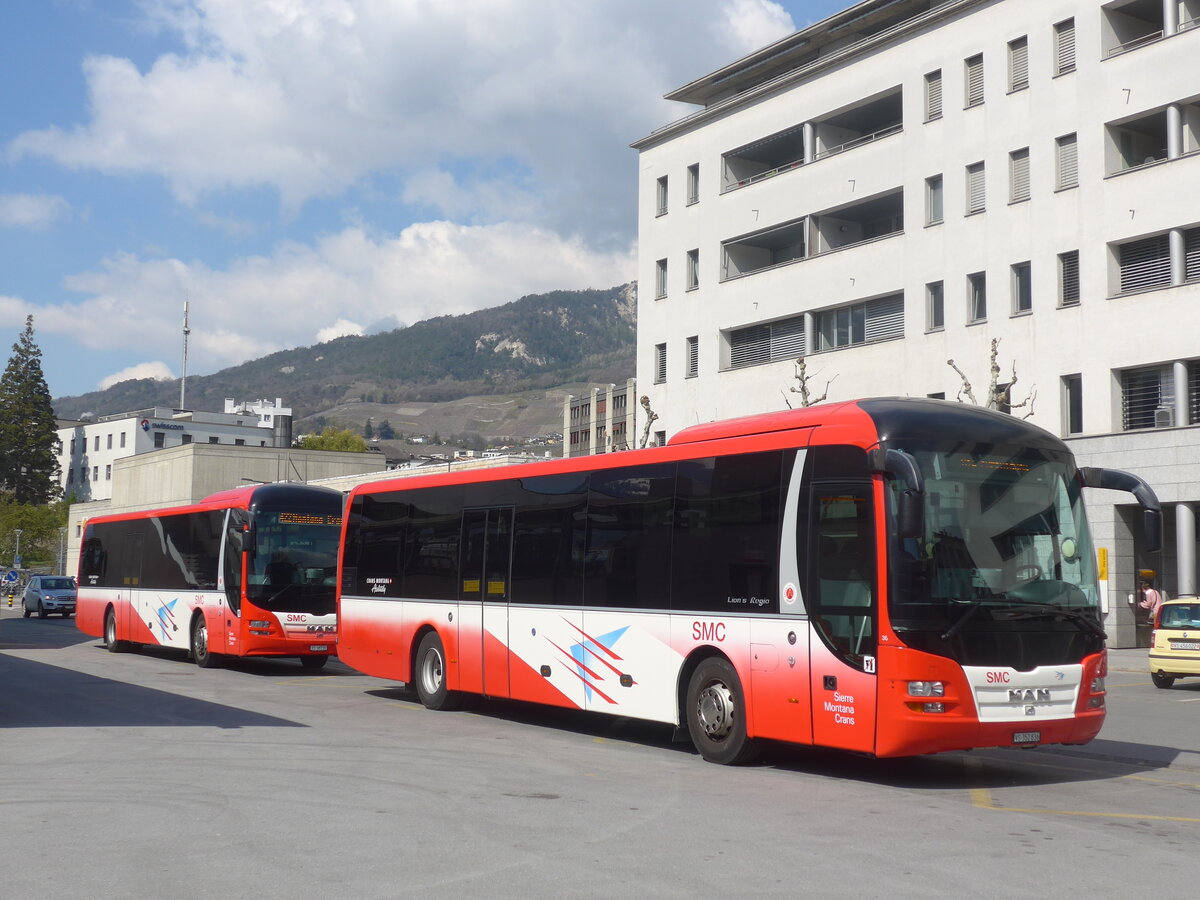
[250, 620, 272, 628]
[907, 681, 945, 697]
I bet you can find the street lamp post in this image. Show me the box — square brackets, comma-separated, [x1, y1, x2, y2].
[13, 528, 22, 570]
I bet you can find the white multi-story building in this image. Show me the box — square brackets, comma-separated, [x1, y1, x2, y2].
[632, 0, 1200, 646]
[57, 398, 293, 502]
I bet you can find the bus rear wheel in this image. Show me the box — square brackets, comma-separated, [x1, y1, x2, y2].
[105, 608, 130, 653]
[191, 615, 222, 669]
[299, 655, 328, 670]
[685, 657, 760, 765]
[414, 631, 462, 711]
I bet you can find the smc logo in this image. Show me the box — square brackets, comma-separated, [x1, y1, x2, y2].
[986, 671, 1011, 683]
[286, 614, 306, 622]
[692, 621, 726, 642]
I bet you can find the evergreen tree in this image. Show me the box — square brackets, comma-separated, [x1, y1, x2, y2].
[363, 418, 374, 440]
[377, 419, 395, 440]
[0, 316, 61, 503]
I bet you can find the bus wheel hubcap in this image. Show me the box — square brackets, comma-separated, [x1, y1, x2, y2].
[696, 683, 734, 740]
[422, 650, 443, 693]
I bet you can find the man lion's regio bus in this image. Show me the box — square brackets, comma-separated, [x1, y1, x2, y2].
[77, 483, 344, 669]
[336, 399, 1161, 763]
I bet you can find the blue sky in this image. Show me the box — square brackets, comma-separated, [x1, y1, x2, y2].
[0, 0, 849, 400]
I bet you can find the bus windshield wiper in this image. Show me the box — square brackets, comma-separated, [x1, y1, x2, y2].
[995, 601, 1107, 639]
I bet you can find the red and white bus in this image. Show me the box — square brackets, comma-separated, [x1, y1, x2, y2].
[335, 398, 1160, 762]
[77, 483, 344, 669]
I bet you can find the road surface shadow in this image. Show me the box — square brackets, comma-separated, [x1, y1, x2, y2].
[0, 654, 305, 729]
[0, 615, 94, 650]
[92, 640, 357, 677]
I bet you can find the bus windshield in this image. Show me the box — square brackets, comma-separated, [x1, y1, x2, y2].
[247, 507, 342, 615]
[887, 442, 1102, 666]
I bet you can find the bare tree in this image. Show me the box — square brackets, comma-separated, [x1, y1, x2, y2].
[638, 395, 660, 448]
[947, 338, 1037, 418]
[783, 356, 836, 409]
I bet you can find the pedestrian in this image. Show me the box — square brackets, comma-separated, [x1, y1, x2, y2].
[1138, 580, 1162, 622]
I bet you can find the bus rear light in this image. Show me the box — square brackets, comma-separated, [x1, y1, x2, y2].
[1090, 677, 1105, 693]
[1087, 696, 1105, 709]
[907, 681, 945, 697]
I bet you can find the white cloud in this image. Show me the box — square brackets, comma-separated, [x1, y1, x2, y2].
[716, 0, 797, 54]
[99, 360, 175, 390]
[316, 318, 363, 343]
[0, 193, 71, 229]
[8, 0, 794, 240]
[20, 220, 635, 376]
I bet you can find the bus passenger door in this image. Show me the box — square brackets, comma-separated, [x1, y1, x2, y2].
[807, 483, 878, 753]
[459, 508, 513, 698]
[216, 510, 245, 656]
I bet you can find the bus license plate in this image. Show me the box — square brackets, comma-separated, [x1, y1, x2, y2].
[1172, 641, 1200, 651]
[309, 645, 329, 652]
[1012, 731, 1040, 745]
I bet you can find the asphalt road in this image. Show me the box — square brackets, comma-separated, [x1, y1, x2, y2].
[1, 607, 1197, 899]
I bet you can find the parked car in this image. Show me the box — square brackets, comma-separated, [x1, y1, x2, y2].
[1148, 598, 1200, 688]
[22, 575, 77, 619]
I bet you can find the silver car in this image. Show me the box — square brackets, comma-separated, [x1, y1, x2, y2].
[22, 575, 77, 619]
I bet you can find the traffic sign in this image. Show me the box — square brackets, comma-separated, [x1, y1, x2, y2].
[3, 570, 18, 584]
[13, 555, 21, 569]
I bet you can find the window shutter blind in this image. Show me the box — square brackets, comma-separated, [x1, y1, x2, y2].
[1010, 150, 1030, 201]
[925, 71, 943, 119]
[864, 295, 905, 341]
[1185, 227, 1200, 282]
[965, 56, 984, 106]
[686, 337, 699, 377]
[729, 316, 806, 369]
[1055, 20, 1076, 74]
[966, 163, 986, 212]
[1059, 251, 1080, 305]
[1119, 235, 1171, 293]
[1009, 39, 1028, 90]
[1057, 134, 1078, 188]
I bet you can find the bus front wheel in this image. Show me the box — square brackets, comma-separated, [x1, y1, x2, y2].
[685, 657, 761, 765]
[191, 616, 222, 669]
[414, 631, 462, 711]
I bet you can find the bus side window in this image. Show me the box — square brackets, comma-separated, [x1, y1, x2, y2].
[810, 485, 876, 665]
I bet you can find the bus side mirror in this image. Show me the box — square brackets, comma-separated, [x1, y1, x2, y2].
[1079, 466, 1162, 553]
[869, 447, 925, 539]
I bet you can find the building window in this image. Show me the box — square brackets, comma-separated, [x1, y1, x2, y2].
[654, 343, 667, 383]
[234, 439, 246, 446]
[687, 164, 699, 205]
[92, 466, 99, 481]
[93, 435, 100, 451]
[687, 248, 699, 290]
[1055, 133, 1078, 189]
[182, 434, 193, 444]
[1008, 37, 1029, 92]
[153, 432, 165, 449]
[66, 469, 73, 484]
[924, 69, 943, 121]
[82, 466, 88, 481]
[727, 315, 806, 370]
[928, 392, 946, 400]
[1117, 233, 1170, 294]
[70, 438, 76, 454]
[1054, 18, 1076, 75]
[968, 272, 987, 322]
[815, 294, 905, 351]
[1121, 365, 1175, 429]
[105, 464, 112, 480]
[925, 174, 943, 225]
[1011, 262, 1032, 314]
[1063, 374, 1083, 435]
[653, 430, 666, 448]
[655, 258, 668, 298]
[106, 433, 112, 450]
[656, 175, 668, 216]
[208, 436, 219, 444]
[1059, 251, 1080, 306]
[965, 162, 986, 214]
[1009, 148, 1030, 202]
[685, 336, 699, 378]
[120, 432, 126, 448]
[926, 281, 945, 331]
[964, 54, 984, 108]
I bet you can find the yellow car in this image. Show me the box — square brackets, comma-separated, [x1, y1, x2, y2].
[1149, 599, 1200, 689]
